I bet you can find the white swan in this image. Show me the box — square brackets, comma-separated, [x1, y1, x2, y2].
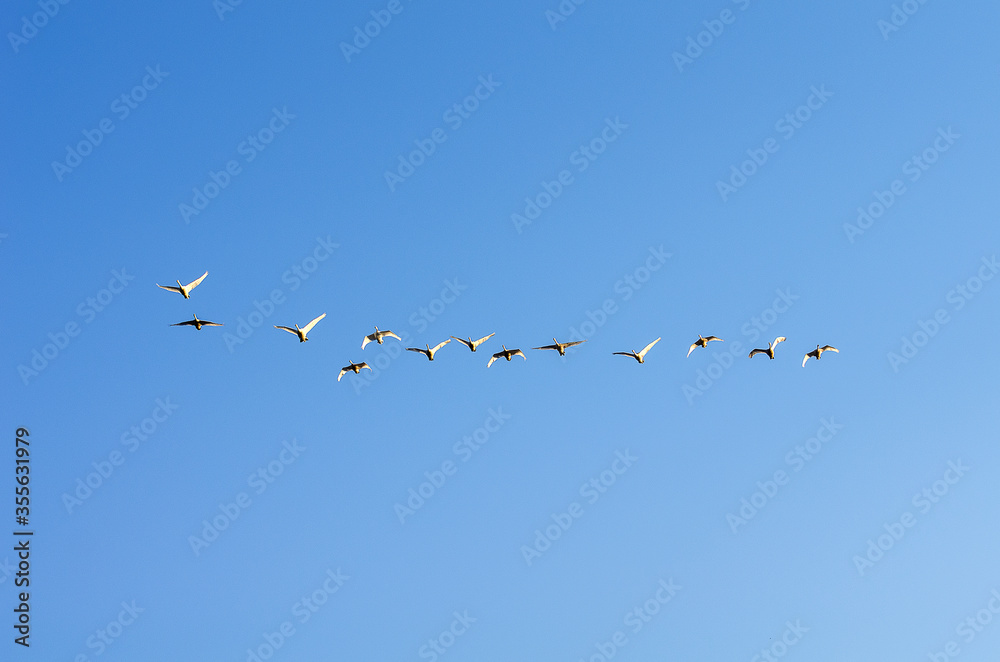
[407, 339, 451, 361]
[614, 337, 661, 364]
[487, 345, 526, 368]
[451, 333, 495, 352]
[338, 361, 371, 382]
[170, 314, 223, 330]
[362, 326, 401, 348]
[802, 345, 839, 367]
[686, 335, 723, 357]
[749, 336, 786, 360]
[156, 271, 208, 299]
[274, 313, 326, 342]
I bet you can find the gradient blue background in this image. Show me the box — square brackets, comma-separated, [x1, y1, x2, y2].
[3, 1, 1000, 660]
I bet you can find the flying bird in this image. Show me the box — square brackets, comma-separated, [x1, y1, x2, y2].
[156, 271, 208, 299]
[748, 336, 786, 360]
[532, 338, 587, 356]
[407, 339, 451, 361]
[487, 345, 526, 368]
[613, 337, 661, 364]
[170, 314, 222, 330]
[451, 333, 495, 352]
[802, 344, 839, 367]
[362, 326, 401, 348]
[274, 313, 326, 342]
[338, 361, 371, 382]
[687, 335, 723, 357]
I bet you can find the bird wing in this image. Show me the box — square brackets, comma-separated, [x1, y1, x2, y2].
[472, 332, 495, 348]
[360, 363, 371, 372]
[406, 347, 426, 355]
[637, 337, 661, 358]
[749, 348, 766, 358]
[802, 352, 814, 368]
[512, 349, 526, 360]
[450, 336, 473, 350]
[337, 368, 348, 382]
[382, 330, 401, 341]
[563, 340, 586, 348]
[532, 344, 559, 351]
[362, 334, 374, 348]
[274, 325, 298, 335]
[171, 320, 196, 327]
[772, 336, 786, 347]
[199, 320, 223, 327]
[686, 342, 698, 358]
[705, 336, 722, 342]
[821, 345, 839, 353]
[157, 284, 182, 294]
[430, 339, 451, 353]
[487, 354, 498, 368]
[184, 271, 208, 291]
[301, 313, 326, 335]
[613, 351, 634, 358]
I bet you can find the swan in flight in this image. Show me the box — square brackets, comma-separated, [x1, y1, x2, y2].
[362, 326, 401, 348]
[407, 339, 451, 361]
[748, 336, 786, 360]
[338, 361, 371, 382]
[451, 333, 495, 352]
[686, 335, 723, 357]
[802, 344, 839, 367]
[157, 271, 208, 299]
[614, 337, 660, 364]
[487, 345, 526, 367]
[170, 314, 222, 330]
[274, 313, 326, 342]
[532, 338, 586, 356]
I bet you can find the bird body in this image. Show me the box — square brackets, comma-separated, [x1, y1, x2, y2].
[687, 335, 723, 357]
[338, 361, 371, 381]
[451, 333, 494, 352]
[749, 336, 786, 359]
[157, 271, 208, 299]
[407, 339, 451, 361]
[614, 337, 661, 364]
[363, 326, 401, 348]
[802, 344, 839, 367]
[275, 313, 326, 342]
[170, 314, 222, 330]
[487, 345, 526, 367]
[532, 338, 586, 356]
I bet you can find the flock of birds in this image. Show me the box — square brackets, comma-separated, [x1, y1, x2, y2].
[158, 271, 840, 380]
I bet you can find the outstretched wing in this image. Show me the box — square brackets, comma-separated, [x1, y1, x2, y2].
[382, 330, 401, 342]
[450, 336, 473, 350]
[199, 320, 223, 327]
[512, 349, 526, 361]
[472, 332, 495, 348]
[562, 340, 586, 349]
[406, 347, 426, 355]
[802, 352, 814, 368]
[337, 367, 349, 382]
[686, 342, 699, 358]
[821, 345, 839, 353]
[487, 354, 499, 368]
[301, 313, 326, 335]
[157, 284, 182, 294]
[705, 336, 722, 343]
[749, 348, 767, 358]
[430, 339, 451, 353]
[274, 325, 299, 335]
[184, 271, 208, 291]
[171, 319, 196, 327]
[362, 334, 375, 349]
[532, 344, 559, 351]
[772, 336, 786, 348]
[359, 363, 371, 372]
[637, 337, 661, 358]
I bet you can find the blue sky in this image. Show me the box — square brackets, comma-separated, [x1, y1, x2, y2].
[4, 0, 1000, 659]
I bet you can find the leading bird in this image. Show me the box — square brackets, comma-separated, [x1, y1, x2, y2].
[802, 344, 839, 367]
[614, 338, 661, 364]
